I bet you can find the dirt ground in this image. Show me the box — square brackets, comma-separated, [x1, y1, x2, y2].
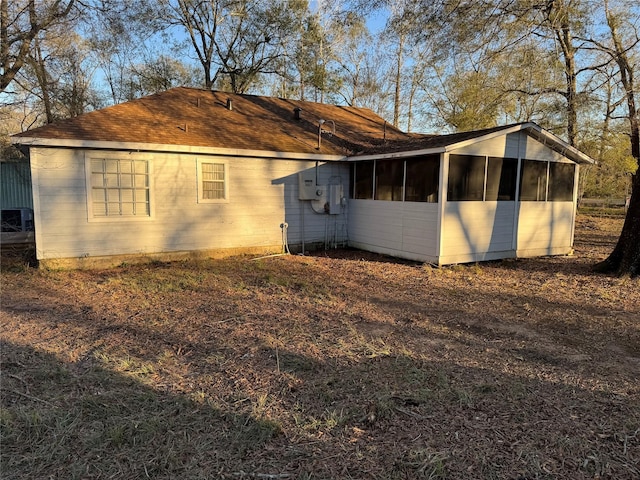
[1, 213, 638, 479]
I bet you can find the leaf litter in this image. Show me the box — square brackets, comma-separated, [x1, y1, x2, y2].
[1, 214, 638, 479]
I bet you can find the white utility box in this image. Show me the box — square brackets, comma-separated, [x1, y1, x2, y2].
[298, 171, 326, 200]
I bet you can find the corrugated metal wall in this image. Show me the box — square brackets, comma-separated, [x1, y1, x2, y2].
[1, 161, 33, 209]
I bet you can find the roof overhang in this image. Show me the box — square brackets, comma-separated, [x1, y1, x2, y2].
[347, 123, 596, 164]
[10, 136, 347, 162]
[522, 123, 595, 164]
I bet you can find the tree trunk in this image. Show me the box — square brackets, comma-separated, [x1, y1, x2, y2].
[593, 2, 640, 276]
[393, 34, 403, 128]
[548, 1, 578, 146]
[594, 172, 640, 276]
[31, 37, 54, 124]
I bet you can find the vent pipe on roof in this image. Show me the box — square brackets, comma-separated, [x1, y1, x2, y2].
[226, 98, 233, 111]
[317, 119, 325, 150]
[293, 107, 301, 121]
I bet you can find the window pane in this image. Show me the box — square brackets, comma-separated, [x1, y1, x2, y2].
[91, 159, 104, 173]
[134, 161, 148, 174]
[105, 159, 119, 173]
[486, 157, 518, 201]
[548, 162, 575, 201]
[119, 161, 133, 174]
[135, 174, 149, 187]
[405, 155, 440, 203]
[121, 203, 135, 216]
[353, 161, 374, 199]
[120, 189, 134, 203]
[91, 173, 105, 188]
[135, 203, 150, 215]
[120, 174, 133, 188]
[519, 160, 548, 201]
[203, 181, 224, 199]
[135, 189, 149, 202]
[375, 159, 404, 201]
[107, 202, 121, 214]
[106, 189, 120, 202]
[92, 189, 106, 202]
[106, 173, 118, 186]
[448, 154, 485, 201]
[212, 163, 224, 180]
[93, 202, 107, 216]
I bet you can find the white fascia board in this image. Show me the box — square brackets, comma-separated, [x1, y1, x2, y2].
[347, 147, 446, 161]
[524, 126, 596, 164]
[11, 137, 346, 162]
[353, 122, 596, 165]
[446, 122, 595, 165]
[347, 124, 535, 162]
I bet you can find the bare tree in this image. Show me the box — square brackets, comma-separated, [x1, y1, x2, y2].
[158, 0, 307, 93]
[0, 0, 76, 93]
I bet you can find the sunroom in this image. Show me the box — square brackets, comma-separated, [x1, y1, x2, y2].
[346, 123, 593, 265]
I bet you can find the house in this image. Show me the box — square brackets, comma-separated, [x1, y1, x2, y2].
[10, 87, 594, 268]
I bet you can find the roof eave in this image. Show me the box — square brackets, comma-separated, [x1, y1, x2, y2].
[346, 146, 446, 161]
[11, 137, 347, 161]
[347, 123, 596, 164]
[523, 124, 596, 164]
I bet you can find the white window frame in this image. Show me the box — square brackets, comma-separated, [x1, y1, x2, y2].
[197, 158, 229, 203]
[85, 153, 154, 222]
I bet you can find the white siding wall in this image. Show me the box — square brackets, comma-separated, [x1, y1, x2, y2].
[452, 133, 519, 158]
[30, 147, 349, 261]
[440, 202, 516, 264]
[453, 131, 567, 162]
[517, 202, 575, 257]
[348, 200, 439, 263]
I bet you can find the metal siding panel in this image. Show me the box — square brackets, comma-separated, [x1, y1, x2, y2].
[1, 162, 33, 209]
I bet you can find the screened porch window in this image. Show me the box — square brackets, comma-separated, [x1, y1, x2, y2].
[486, 157, 518, 201]
[405, 155, 440, 202]
[447, 154, 486, 201]
[375, 159, 404, 201]
[351, 156, 440, 202]
[353, 160, 374, 199]
[519, 160, 548, 201]
[548, 162, 575, 201]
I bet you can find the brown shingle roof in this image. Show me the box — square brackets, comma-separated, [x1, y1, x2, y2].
[12, 87, 414, 156]
[13, 88, 595, 164]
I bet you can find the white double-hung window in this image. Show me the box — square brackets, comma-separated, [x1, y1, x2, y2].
[197, 159, 228, 203]
[87, 156, 151, 219]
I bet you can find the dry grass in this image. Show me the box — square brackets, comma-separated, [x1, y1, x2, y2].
[1, 214, 638, 479]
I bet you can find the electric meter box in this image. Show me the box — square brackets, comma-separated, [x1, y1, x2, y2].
[298, 171, 325, 200]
